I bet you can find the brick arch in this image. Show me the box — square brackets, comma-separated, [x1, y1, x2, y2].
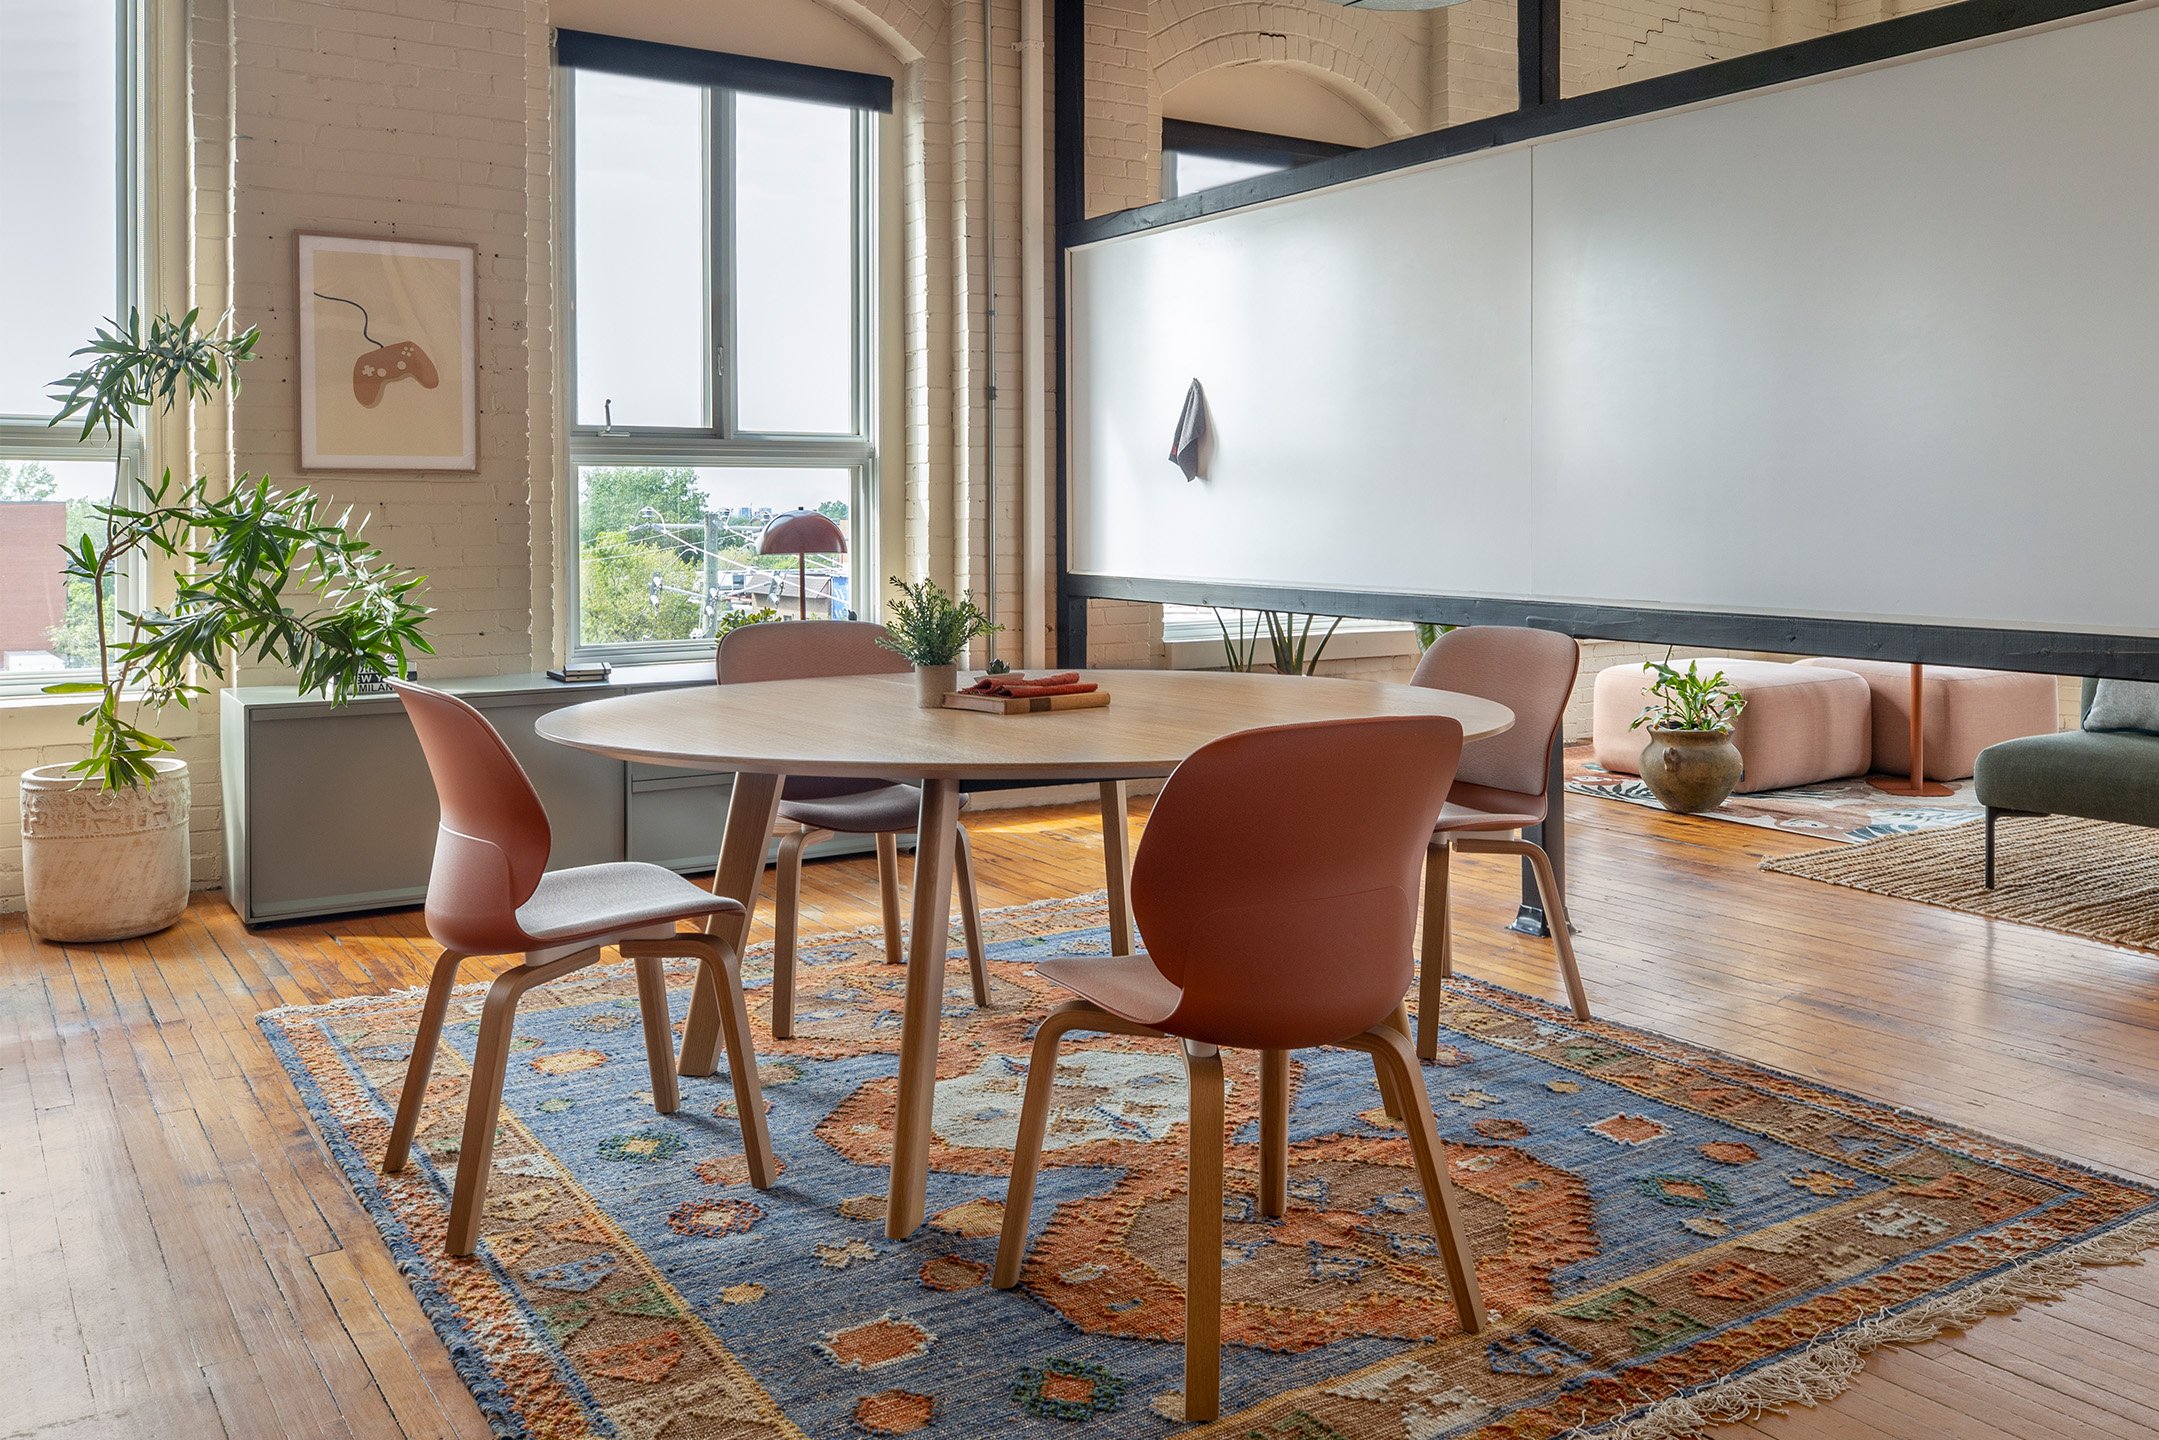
[813, 0, 935, 67]
[1152, 7, 1426, 138]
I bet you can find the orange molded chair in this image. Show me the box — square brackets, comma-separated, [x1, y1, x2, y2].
[992, 716, 1487, 1422]
[1411, 626, 1588, 1045]
[381, 681, 772, 1256]
[718, 620, 987, 1038]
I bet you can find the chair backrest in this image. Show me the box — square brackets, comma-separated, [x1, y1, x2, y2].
[390, 680, 551, 955]
[1130, 715, 1463, 1050]
[1411, 626, 1581, 798]
[717, 619, 909, 684]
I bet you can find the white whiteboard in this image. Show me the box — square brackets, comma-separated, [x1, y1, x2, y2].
[1068, 5, 2159, 638]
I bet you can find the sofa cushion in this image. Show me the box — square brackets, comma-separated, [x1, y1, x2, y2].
[2084, 678, 2159, 736]
[1592, 658, 1871, 793]
[1974, 729, 2159, 827]
[1792, 658, 2058, 782]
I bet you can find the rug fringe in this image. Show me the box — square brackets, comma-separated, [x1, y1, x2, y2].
[1582, 1210, 2159, 1440]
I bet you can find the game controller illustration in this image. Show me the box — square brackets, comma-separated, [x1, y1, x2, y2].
[313, 290, 442, 408]
[351, 340, 439, 407]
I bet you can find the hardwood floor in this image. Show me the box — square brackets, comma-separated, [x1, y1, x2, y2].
[4, 794, 2159, 1438]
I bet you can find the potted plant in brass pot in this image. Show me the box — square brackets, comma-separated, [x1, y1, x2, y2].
[20, 310, 432, 943]
[878, 576, 999, 707]
[1630, 659, 1749, 814]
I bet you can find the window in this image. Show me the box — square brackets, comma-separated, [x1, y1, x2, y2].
[0, 0, 137, 690]
[559, 34, 885, 661]
[1160, 120, 1349, 200]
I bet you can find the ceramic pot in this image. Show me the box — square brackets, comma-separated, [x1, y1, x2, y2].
[20, 756, 191, 942]
[1637, 728, 1743, 814]
[914, 664, 959, 709]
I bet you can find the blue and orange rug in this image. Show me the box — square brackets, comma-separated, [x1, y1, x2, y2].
[262, 894, 2159, 1439]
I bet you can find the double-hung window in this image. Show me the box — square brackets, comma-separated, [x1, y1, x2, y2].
[558, 33, 886, 662]
[0, 0, 138, 691]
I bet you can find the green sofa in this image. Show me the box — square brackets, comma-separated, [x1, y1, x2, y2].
[1974, 679, 2159, 887]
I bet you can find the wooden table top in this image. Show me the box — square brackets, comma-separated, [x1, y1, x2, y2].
[535, 668, 1514, 781]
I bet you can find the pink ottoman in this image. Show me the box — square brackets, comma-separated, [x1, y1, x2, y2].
[1592, 658, 1872, 793]
[1792, 658, 2058, 782]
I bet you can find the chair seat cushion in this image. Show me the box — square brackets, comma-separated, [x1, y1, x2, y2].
[1034, 953, 1182, 1029]
[516, 862, 744, 943]
[1974, 730, 2159, 827]
[779, 782, 969, 834]
[1432, 782, 1545, 835]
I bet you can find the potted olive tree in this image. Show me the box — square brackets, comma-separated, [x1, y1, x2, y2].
[878, 576, 999, 706]
[20, 310, 432, 942]
[1630, 659, 1749, 813]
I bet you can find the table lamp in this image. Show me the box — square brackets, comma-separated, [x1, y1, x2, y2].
[756, 509, 847, 620]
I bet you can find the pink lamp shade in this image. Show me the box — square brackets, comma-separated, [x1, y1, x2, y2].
[757, 510, 847, 557]
[756, 510, 847, 620]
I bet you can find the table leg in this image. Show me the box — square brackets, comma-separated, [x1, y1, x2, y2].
[1868, 663, 1953, 798]
[886, 777, 962, 1238]
[1100, 780, 1135, 955]
[680, 771, 783, 1077]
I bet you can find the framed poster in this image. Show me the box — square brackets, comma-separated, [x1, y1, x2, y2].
[297, 233, 477, 471]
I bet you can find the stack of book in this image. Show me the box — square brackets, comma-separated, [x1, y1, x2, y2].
[547, 662, 613, 684]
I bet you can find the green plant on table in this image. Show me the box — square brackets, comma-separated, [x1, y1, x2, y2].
[44, 308, 434, 789]
[877, 576, 999, 666]
[1631, 658, 1748, 733]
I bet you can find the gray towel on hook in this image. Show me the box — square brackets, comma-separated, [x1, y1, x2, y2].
[1170, 378, 1207, 481]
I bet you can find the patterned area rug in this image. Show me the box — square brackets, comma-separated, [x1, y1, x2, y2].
[1564, 744, 1982, 844]
[261, 895, 2159, 1439]
[1762, 814, 2159, 956]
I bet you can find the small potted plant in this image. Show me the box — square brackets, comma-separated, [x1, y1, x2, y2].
[20, 310, 432, 942]
[879, 576, 999, 707]
[1629, 659, 1749, 813]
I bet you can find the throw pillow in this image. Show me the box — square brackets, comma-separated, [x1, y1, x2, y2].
[2083, 679, 2159, 734]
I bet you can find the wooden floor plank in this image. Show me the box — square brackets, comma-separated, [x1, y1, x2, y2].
[4, 792, 2159, 1440]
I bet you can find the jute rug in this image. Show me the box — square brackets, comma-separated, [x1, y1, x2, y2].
[1762, 813, 2159, 955]
[1565, 745, 1982, 845]
[261, 894, 2159, 1439]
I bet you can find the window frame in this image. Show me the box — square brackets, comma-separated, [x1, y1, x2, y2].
[0, 0, 142, 697]
[557, 37, 883, 665]
[1160, 119, 1350, 201]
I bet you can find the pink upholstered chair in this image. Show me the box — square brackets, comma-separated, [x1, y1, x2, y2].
[718, 620, 986, 1039]
[1410, 627, 1588, 1045]
[992, 716, 1488, 1422]
[381, 681, 772, 1256]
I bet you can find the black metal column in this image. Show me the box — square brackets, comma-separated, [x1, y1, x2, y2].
[1052, 0, 1088, 669]
[1518, 0, 1561, 110]
[1510, 733, 1566, 936]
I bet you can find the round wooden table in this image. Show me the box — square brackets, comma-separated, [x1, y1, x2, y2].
[538, 668, 1513, 1237]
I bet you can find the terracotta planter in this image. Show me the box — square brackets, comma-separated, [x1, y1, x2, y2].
[20, 756, 191, 942]
[914, 664, 959, 709]
[1637, 728, 1743, 814]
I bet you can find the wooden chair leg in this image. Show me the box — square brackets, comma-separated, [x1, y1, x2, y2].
[954, 823, 990, 1008]
[993, 1004, 1099, 1288]
[1418, 841, 1452, 1060]
[1100, 780, 1135, 955]
[705, 935, 776, 1189]
[384, 949, 463, 1174]
[631, 952, 681, 1115]
[1182, 1040, 1226, 1423]
[1259, 1049, 1289, 1218]
[875, 830, 904, 965]
[446, 961, 553, 1257]
[770, 828, 815, 1040]
[1355, 1023, 1487, 1335]
[1374, 1002, 1416, 1121]
[1520, 840, 1590, 1021]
